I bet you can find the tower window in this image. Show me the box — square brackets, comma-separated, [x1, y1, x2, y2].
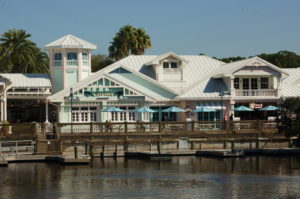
[82, 53, 88, 66]
[67, 52, 78, 66]
[53, 53, 62, 66]
[163, 62, 169, 68]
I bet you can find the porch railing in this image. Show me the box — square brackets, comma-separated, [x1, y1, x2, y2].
[235, 89, 277, 96]
[57, 120, 278, 134]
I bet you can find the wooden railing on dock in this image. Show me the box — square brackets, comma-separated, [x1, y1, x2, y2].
[56, 120, 278, 135]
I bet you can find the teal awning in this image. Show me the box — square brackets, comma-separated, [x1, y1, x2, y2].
[233, 106, 253, 111]
[162, 106, 185, 112]
[259, 105, 278, 111]
[133, 107, 157, 113]
[192, 107, 216, 112]
[101, 107, 124, 112]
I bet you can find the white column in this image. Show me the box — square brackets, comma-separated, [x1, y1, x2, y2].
[78, 50, 82, 81]
[62, 49, 67, 89]
[230, 100, 235, 117]
[45, 100, 49, 123]
[230, 76, 235, 97]
[3, 91, 7, 121]
[277, 75, 282, 97]
[0, 98, 3, 121]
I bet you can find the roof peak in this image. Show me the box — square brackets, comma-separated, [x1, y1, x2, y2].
[44, 34, 97, 50]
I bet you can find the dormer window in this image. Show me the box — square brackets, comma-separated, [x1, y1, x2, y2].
[162, 62, 178, 69]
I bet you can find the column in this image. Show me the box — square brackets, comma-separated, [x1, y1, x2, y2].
[0, 98, 3, 121]
[277, 75, 282, 97]
[45, 100, 49, 123]
[230, 76, 235, 97]
[78, 50, 82, 81]
[62, 49, 67, 89]
[230, 100, 235, 116]
[3, 91, 7, 121]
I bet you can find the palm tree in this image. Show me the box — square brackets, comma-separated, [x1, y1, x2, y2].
[108, 25, 151, 60]
[0, 29, 48, 73]
[132, 28, 151, 55]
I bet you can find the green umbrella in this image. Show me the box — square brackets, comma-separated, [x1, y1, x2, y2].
[162, 106, 185, 112]
[259, 105, 278, 111]
[101, 107, 124, 112]
[133, 107, 157, 113]
[233, 106, 253, 111]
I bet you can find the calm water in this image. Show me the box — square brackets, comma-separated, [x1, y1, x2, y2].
[1, 156, 300, 199]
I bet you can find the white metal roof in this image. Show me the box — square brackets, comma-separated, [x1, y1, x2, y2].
[212, 56, 288, 78]
[44, 34, 97, 50]
[0, 74, 51, 88]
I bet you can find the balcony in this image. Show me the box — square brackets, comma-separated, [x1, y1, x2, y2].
[53, 60, 61, 66]
[67, 60, 78, 66]
[235, 89, 277, 97]
[82, 60, 89, 66]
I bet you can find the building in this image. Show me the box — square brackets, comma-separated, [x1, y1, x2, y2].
[1, 34, 300, 123]
[46, 35, 300, 123]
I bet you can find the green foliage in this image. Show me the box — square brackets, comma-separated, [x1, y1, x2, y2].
[278, 97, 300, 137]
[219, 56, 246, 63]
[91, 54, 113, 72]
[0, 29, 49, 73]
[216, 50, 300, 68]
[109, 25, 151, 60]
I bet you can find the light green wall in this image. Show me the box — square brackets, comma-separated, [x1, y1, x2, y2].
[53, 69, 63, 93]
[66, 70, 78, 88]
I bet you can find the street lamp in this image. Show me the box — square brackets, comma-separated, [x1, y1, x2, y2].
[219, 91, 230, 121]
[69, 87, 73, 133]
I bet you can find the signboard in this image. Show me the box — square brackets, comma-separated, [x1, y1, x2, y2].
[249, 103, 263, 109]
[84, 91, 115, 97]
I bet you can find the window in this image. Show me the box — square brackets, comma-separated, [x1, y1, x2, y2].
[234, 78, 239, 89]
[54, 53, 62, 66]
[170, 62, 177, 68]
[71, 106, 97, 122]
[261, 77, 269, 89]
[54, 53, 62, 60]
[82, 53, 88, 66]
[67, 52, 78, 66]
[163, 62, 169, 68]
[163, 62, 178, 69]
[251, 78, 257, 89]
[243, 79, 249, 89]
[128, 107, 135, 121]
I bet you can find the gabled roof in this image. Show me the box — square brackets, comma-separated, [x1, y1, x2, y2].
[212, 56, 289, 78]
[144, 51, 189, 66]
[0, 74, 51, 88]
[44, 34, 97, 50]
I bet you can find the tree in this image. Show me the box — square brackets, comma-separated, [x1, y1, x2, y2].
[0, 29, 48, 73]
[278, 97, 300, 137]
[108, 25, 151, 60]
[91, 54, 113, 72]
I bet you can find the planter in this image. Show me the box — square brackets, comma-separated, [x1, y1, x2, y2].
[1, 126, 12, 135]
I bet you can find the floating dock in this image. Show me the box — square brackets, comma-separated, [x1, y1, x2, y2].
[196, 149, 245, 158]
[126, 152, 173, 161]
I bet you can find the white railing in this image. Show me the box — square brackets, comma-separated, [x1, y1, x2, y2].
[82, 60, 89, 66]
[53, 60, 61, 66]
[67, 60, 78, 66]
[235, 89, 277, 96]
[163, 68, 182, 73]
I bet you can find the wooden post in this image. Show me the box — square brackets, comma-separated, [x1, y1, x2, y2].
[124, 122, 128, 133]
[114, 145, 118, 157]
[90, 122, 93, 134]
[101, 145, 105, 158]
[191, 121, 195, 132]
[158, 121, 162, 132]
[89, 145, 93, 158]
[74, 145, 78, 159]
[157, 135, 162, 154]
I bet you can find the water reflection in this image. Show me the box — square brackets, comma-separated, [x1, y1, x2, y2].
[0, 156, 300, 199]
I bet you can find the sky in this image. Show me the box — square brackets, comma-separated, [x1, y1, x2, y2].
[1, 0, 300, 58]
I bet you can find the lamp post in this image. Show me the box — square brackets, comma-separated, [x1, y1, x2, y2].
[70, 88, 73, 133]
[219, 91, 230, 121]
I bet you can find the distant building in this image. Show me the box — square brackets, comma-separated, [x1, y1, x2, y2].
[1, 34, 300, 123]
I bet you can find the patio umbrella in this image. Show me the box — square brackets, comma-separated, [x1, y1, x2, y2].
[101, 107, 124, 112]
[162, 106, 185, 112]
[133, 107, 157, 113]
[192, 107, 216, 112]
[259, 105, 278, 111]
[233, 106, 253, 111]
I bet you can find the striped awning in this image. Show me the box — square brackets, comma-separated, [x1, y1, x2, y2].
[196, 101, 225, 110]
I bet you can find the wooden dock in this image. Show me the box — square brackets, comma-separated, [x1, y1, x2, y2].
[0, 157, 8, 167]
